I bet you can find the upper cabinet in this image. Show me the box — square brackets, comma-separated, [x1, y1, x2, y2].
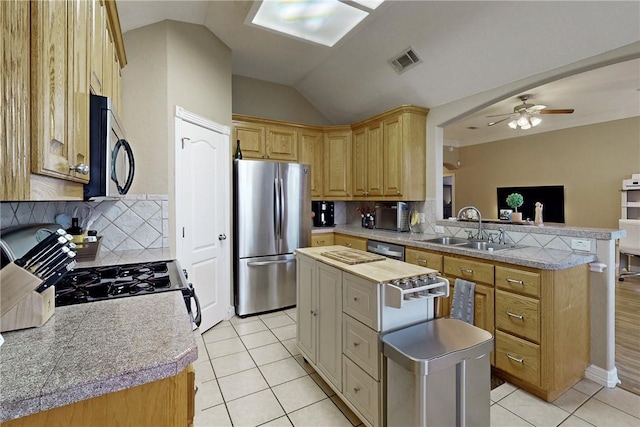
[2, 0, 126, 201]
[232, 105, 427, 202]
[298, 128, 324, 198]
[30, 0, 90, 184]
[232, 116, 300, 162]
[352, 105, 428, 201]
[323, 127, 352, 199]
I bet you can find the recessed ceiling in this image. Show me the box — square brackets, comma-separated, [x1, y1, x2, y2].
[117, 1, 640, 144]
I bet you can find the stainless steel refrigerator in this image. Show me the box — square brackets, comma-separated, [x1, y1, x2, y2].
[233, 159, 311, 316]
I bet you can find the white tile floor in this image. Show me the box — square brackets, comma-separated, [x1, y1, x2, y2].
[193, 308, 640, 427]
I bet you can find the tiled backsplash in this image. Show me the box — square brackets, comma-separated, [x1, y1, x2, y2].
[0, 195, 169, 252]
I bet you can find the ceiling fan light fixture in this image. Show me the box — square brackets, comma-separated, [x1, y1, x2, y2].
[517, 115, 530, 128]
[530, 116, 542, 127]
[507, 120, 518, 129]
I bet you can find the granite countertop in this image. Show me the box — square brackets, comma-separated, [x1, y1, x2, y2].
[75, 247, 173, 268]
[0, 291, 197, 422]
[322, 226, 598, 270]
[296, 245, 438, 282]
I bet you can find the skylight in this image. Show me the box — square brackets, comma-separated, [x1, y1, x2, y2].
[248, 0, 383, 47]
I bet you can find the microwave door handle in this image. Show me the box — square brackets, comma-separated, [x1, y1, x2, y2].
[111, 139, 135, 194]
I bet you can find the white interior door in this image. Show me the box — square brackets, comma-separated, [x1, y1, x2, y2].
[175, 107, 231, 332]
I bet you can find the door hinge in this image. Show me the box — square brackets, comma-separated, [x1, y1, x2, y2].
[181, 137, 190, 149]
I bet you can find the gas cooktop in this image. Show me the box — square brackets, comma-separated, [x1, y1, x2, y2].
[54, 260, 186, 306]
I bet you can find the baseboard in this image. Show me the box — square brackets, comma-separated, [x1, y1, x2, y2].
[226, 305, 236, 320]
[585, 364, 621, 388]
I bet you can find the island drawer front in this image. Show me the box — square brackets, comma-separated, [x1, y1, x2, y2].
[496, 290, 540, 343]
[343, 273, 379, 330]
[406, 248, 443, 273]
[495, 330, 541, 387]
[343, 315, 379, 380]
[495, 266, 540, 298]
[343, 356, 379, 427]
[444, 256, 494, 285]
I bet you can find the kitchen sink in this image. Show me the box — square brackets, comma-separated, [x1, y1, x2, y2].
[419, 237, 469, 245]
[461, 241, 514, 251]
[419, 237, 515, 251]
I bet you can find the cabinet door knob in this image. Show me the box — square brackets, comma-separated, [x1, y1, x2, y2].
[69, 163, 89, 175]
[353, 296, 359, 301]
[353, 387, 360, 393]
[353, 342, 360, 347]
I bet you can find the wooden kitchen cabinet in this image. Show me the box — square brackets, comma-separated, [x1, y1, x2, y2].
[266, 125, 297, 161]
[311, 232, 334, 247]
[4, 365, 195, 427]
[352, 123, 383, 199]
[298, 127, 324, 198]
[2, 0, 125, 201]
[232, 117, 300, 161]
[493, 264, 589, 402]
[333, 233, 367, 251]
[90, 0, 106, 95]
[405, 247, 443, 273]
[233, 120, 266, 159]
[31, 0, 90, 184]
[296, 255, 343, 391]
[323, 127, 352, 199]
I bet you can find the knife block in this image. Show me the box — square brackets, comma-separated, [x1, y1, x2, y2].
[0, 263, 55, 332]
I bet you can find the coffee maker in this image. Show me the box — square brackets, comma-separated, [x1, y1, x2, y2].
[312, 201, 334, 227]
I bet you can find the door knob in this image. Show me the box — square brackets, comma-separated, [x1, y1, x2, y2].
[69, 163, 89, 175]
[218, 234, 227, 240]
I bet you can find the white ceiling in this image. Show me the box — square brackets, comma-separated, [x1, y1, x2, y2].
[117, 1, 640, 145]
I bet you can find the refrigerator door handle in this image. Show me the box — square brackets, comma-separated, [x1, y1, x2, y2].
[279, 178, 285, 246]
[274, 177, 281, 243]
[247, 259, 295, 267]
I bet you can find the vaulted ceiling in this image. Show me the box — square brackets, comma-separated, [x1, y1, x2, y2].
[117, 1, 640, 145]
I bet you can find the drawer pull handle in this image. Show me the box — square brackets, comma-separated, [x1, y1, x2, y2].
[506, 353, 524, 364]
[507, 278, 524, 285]
[353, 387, 360, 393]
[346, 243, 352, 248]
[418, 258, 427, 265]
[353, 342, 360, 347]
[316, 240, 325, 244]
[460, 268, 473, 274]
[506, 311, 524, 320]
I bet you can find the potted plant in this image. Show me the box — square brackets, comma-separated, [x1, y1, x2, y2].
[506, 193, 524, 222]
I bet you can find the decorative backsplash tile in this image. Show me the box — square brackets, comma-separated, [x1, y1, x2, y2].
[0, 195, 169, 252]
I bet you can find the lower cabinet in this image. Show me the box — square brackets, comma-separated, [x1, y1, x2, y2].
[311, 232, 334, 247]
[4, 365, 195, 427]
[297, 255, 343, 391]
[333, 233, 367, 251]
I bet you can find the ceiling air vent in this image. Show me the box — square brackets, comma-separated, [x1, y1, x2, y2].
[389, 47, 422, 74]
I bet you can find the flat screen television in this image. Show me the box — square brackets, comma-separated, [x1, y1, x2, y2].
[497, 185, 565, 223]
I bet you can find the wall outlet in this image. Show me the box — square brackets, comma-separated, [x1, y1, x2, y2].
[419, 213, 426, 223]
[571, 239, 591, 252]
[435, 225, 444, 234]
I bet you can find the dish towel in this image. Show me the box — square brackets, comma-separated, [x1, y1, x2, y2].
[450, 278, 476, 324]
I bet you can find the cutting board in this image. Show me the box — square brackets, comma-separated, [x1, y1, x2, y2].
[321, 249, 386, 265]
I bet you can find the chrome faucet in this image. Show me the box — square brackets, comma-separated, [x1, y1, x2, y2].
[456, 206, 483, 240]
[498, 228, 505, 244]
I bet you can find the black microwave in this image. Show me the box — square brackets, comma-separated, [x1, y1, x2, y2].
[84, 95, 135, 200]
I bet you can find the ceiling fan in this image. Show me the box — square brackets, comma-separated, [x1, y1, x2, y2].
[487, 95, 574, 129]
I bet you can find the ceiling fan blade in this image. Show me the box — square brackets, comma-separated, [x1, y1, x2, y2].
[487, 116, 514, 126]
[539, 109, 574, 114]
[486, 112, 514, 118]
[529, 104, 547, 111]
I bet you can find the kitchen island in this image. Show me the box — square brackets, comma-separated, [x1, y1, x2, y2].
[0, 290, 197, 425]
[295, 246, 446, 427]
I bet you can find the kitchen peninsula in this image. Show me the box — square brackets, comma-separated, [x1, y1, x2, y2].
[0, 290, 197, 426]
[309, 223, 625, 402]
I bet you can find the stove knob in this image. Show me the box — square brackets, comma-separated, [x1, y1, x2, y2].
[182, 268, 188, 279]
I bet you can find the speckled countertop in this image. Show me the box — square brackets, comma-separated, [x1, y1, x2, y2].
[317, 225, 599, 270]
[0, 291, 197, 422]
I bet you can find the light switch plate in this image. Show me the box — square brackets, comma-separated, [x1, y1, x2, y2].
[571, 239, 591, 251]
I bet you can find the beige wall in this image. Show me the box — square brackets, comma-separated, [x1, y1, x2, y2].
[121, 23, 169, 194]
[122, 20, 232, 195]
[453, 117, 640, 229]
[232, 75, 333, 125]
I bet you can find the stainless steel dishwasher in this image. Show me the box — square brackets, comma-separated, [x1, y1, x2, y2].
[366, 239, 405, 261]
[381, 317, 494, 427]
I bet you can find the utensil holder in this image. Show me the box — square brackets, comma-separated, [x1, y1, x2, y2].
[74, 236, 103, 262]
[0, 263, 55, 332]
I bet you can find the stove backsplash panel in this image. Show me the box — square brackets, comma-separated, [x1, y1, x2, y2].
[0, 195, 169, 252]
